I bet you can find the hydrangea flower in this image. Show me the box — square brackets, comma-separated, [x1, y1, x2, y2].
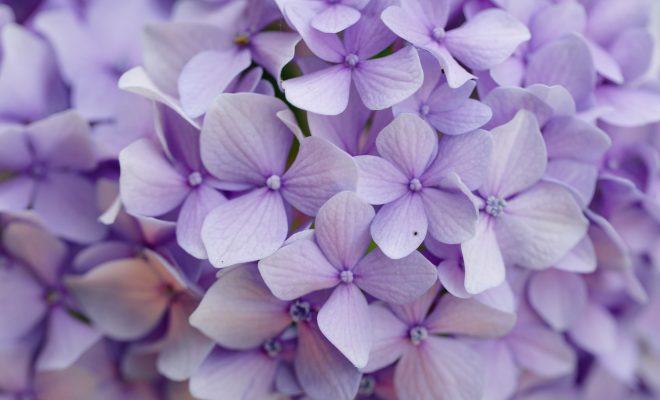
[258, 191, 437, 368]
[355, 113, 489, 259]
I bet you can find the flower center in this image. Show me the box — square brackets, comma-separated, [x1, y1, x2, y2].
[266, 175, 281, 190]
[340, 270, 354, 283]
[289, 300, 311, 322]
[45, 289, 61, 305]
[187, 171, 203, 187]
[432, 27, 445, 41]
[30, 163, 47, 179]
[262, 338, 282, 358]
[419, 103, 431, 116]
[233, 33, 251, 46]
[409, 325, 428, 346]
[485, 196, 507, 217]
[409, 178, 422, 192]
[344, 53, 359, 68]
[358, 375, 376, 396]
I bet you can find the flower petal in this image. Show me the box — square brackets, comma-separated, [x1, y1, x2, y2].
[353, 46, 423, 110]
[495, 182, 588, 269]
[200, 93, 293, 186]
[481, 110, 547, 199]
[376, 113, 438, 179]
[314, 191, 375, 269]
[176, 185, 226, 259]
[65, 257, 170, 340]
[444, 9, 530, 70]
[282, 136, 358, 216]
[318, 284, 372, 368]
[461, 216, 506, 294]
[119, 138, 189, 217]
[508, 325, 576, 378]
[282, 65, 352, 116]
[528, 269, 588, 331]
[250, 31, 300, 82]
[191, 263, 290, 349]
[202, 188, 288, 268]
[425, 295, 516, 338]
[567, 302, 617, 354]
[371, 192, 427, 260]
[178, 49, 252, 118]
[422, 183, 478, 245]
[394, 336, 483, 400]
[355, 155, 408, 205]
[353, 248, 437, 304]
[363, 303, 408, 373]
[0, 265, 46, 341]
[295, 322, 361, 400]
[312, 3, 360, 33]
[258, 233, 339, 300]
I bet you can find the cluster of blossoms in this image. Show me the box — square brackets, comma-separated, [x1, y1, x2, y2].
[1, 0, 660, 399]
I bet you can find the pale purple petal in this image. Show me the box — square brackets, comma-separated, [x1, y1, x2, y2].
[258, 234, 340, 300]
[363, 303, 408, 373]
[176, 185, 226, 259]
[36, 307, 101, 371]
[425, 295, 516, 337]
[554, 236, 597, 273]
[190, 264, 290, 349]
[318, 284, 372, 368]
[394, 336, 483, 400]
[380, 1, 449, 46]
[295, 322, 361, 400]
[422, 181, 478, 244]
[461, 216, 506, 294]
[508, 325, 576, 378]
[355, 155, 409, 205]
[311, 3, 360, 33]
[436, 259, 470, 298]
[353, 46, 423, 111]
[0, 176, 35, 212]
[282, 65, 352, 115]
[65, 258, 170, 340]
[250, 31, 300, 82]
[282, 136, 358, 216]
[495, 182, 588, 269]
[353, 248, 437, 304]
[0, 266, 46, 341]
[423, 129, 493, 191]
[200, 93, 293, 186]
[371, 192, 427, 260]
[119, 138, 189, 217]
[444, 9, 530, 70]
[202, 188, 288, 268]
[376, 113, 438, 178]
[178, 49, 252, 118]
[528, 269, 588, 331]
[314, 191, 375, 269]
[33, 173, 106, 244]
[567, 302, 617, 354]
[480, 110, 547, 199]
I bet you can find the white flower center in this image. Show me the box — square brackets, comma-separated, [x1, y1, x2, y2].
[409, 178, 422, 192]
[266, 175, 281, 190]
[345, 53, 360, 68]
[409, 325, 428, 345]
[340, 270, 354, 283]
[188, 171, 203, 187]
[485, 196, 507, 217]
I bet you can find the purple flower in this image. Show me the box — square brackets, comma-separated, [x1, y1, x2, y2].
[119, 105, 226, 259]
[394, 52, 492, 136]
[277, 0, 371, 33]
[0, 110, 106, 243]
[355, 113, 489, 259]
[190, 263, 363, 400]
[460, 110, 588, 294]
[258, 191, 438, 367]
[282, 8, 423, 115]
[381, 0, 530, 88]
[364, 283, 516, 400]
[200, 93, 358, 267]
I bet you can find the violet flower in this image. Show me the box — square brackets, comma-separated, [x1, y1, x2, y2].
[258, 191, 438, 367]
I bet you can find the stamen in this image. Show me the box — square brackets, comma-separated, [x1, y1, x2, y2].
[409, 178, 422, 192]
[409, 325, 428, 346]
[188, 171, 203, 187]
[419, 104, 431, 116]
[344, 53, 359, 68]
[485, 196, 507, 217]
[358, 375, 376, 396]
[289, 300, 311, 322]
[266, 175, 281, 191]
[340, 270, 354, 284]
[432, 27, 446, 41]
[262, 338, 282, 358]
[233, 33, 251, 46]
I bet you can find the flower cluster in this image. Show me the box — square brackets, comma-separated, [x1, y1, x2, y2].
[1, 0, 660, 399]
